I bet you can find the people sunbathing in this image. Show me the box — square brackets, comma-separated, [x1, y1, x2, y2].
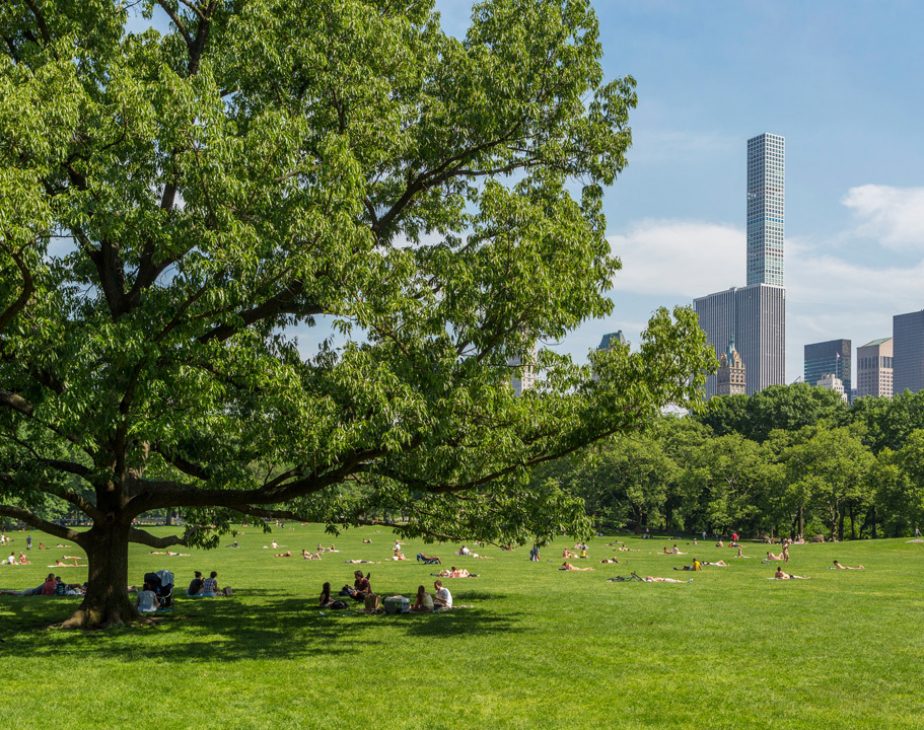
[674, 558, 702, 571]
[774, 566, 809, 580]
[608, 571, 688, 583]
[415, 552, 441, 564]
[275, 550, 293, 558]
[435, 566, 475, 578]
[832, 560, 864, 570]
[345, 559, 374, 564]
[765, 551, 784, 561]
[559, 561, 594, 571]
[391, 551, 407, 561]
[702, 560, 728, 567]
[600, 557, 620, 564]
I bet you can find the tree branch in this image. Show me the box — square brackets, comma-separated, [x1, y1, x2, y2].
[0, 249, 35, 332]
[128, 526, 188, 549]
[0, 505, 86, 544]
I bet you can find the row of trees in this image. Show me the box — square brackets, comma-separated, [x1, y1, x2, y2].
[539, 385, 924, 540]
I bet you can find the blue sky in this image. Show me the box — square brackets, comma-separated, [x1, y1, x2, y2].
[436, 0, 924, 381]
[136, 1, 924, 382]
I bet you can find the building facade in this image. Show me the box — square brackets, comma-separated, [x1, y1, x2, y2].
[804, 339, 852, 396]
[816, 372, 848, 403]
[856, 337, 893, 398]
[716, 342, 746, 396]
[893, 310, 924, 395]
[597, 331, 628, 350]
[694, 284, 786, 397]
[695, 132, 786, 399]
[746, 133, 785, 287]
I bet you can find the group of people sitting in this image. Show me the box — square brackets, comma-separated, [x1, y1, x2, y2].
[319, 572, 453, 613]
[0, 573, 86, 596]
[186, 570, 230, 597]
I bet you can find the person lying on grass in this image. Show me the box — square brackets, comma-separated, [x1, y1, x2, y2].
[774, 566, 809, 580]
[701, 560, 728, 567]
[302, 549, 322, 560]
[274, 550, 293, 558]
[559, 562, 594, 571]
[609, 571, 690, 583]
[832, 560, 865, 570]
[433, 580, 452, 611]
[765, 551, 784, 562]
[415, 552, 441, 564]
[411, 585, 434, 612]
[434, 566, 476, 578]
[600, 557, 620, 564]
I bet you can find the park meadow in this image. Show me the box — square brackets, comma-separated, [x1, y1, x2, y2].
[1, 524, 922, 729]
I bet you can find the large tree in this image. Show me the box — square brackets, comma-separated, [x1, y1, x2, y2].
[0, 0, 712, 627]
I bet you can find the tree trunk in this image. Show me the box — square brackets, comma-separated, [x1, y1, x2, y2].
[60, 521, 137, 629]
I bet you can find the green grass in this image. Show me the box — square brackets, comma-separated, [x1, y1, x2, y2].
[1, 525, 923, 729]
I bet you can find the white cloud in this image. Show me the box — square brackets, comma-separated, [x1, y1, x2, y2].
[842, 184, 924, 250]
[608, 219, 743, 297]
[601, 216, 924, 381]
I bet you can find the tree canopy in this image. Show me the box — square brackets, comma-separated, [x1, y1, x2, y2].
[0, 0, 712, 626]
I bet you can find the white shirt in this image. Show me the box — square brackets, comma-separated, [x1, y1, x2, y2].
[435, 586, 452, 608]
[136, 590, 159, 613]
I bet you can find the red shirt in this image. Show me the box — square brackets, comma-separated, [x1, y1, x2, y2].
[41, 579, 57, 596]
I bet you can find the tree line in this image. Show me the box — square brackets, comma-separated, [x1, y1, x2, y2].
[535, 384, 924, 540]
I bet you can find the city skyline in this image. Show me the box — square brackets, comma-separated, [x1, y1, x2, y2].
[133, 2, 924, 381]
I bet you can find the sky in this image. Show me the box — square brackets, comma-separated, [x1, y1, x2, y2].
[436, 0, 924, 381]
[135, 1, 924, 381]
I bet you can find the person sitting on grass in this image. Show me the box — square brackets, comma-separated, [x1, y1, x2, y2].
[346, 570, 371, 601]
[392, 551, 407, 561]
[319, 582, 348, 610]
[774, 566, 809, 580]
[201, 571, 220, 596]
[559, 561, 594, 572]
[832, 560, 864, 570]
[674, 558, 702, 571]
[187, 571, 204, 596]
[136, 581, 161, 614]
[17, 552, 30, 565]
[411, 585, 434, 612]
[432, 580, 452, 611]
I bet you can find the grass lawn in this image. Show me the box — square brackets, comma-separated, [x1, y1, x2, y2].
[1, 525, 923, 729]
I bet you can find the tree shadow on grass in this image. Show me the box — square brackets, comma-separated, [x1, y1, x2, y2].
[0, 591, 524, 662]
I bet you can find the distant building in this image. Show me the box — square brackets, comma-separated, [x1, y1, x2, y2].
[694, 132, 786, 399]
[597, 331, 628, 350]
[816, 372, 848, 402]
[856, 337, 893, 398]
[747, 133, 785, 287]
[716, 340, 746, 395]
[893, 310, 924, 394]
[509, 344, 538, 397]
[804, 339, 851, 396]
[694, 284, 785, 397]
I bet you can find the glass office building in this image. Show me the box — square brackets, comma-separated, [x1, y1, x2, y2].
[893, 310, 924, 395]
[747, 133, 785, 287]
[804, 339, 852, 395]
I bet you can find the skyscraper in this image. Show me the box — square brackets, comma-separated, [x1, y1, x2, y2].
[694, 132, 786, 398]
[804, 339, 852, 395]
[856, 337, 893, 398]
[747, 133, 785, 287]
[597, 331, 628, 350]
[716, 341, 746, 396]
[893, 310, 924, 395]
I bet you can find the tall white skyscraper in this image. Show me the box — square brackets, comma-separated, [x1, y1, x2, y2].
[747, 133, 785, 286]
[694, 133, 786, 397]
